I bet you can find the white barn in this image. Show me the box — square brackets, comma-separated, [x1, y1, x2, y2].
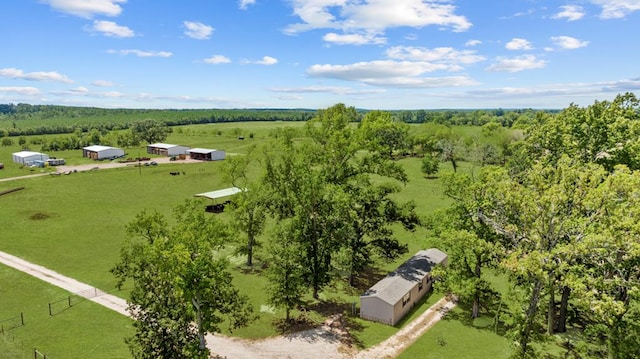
[147, 143, 189, 157]
[12, 151, 49, 165]
[360, 248, 448, 326]
[82, 145, 125, 160]
[187, 148, 226, 161]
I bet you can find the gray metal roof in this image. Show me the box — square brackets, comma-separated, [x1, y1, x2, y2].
[194, 187, 243, 200]
[361, 248, 447, 305]
[148, 143, 182, 149]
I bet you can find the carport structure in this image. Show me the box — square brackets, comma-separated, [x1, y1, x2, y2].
[194, 187, 243, 213]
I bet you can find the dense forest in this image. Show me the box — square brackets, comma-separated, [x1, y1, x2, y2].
[0, 103, 553, 137]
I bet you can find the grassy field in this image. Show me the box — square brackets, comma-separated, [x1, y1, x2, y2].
[0, 121, 521, 358]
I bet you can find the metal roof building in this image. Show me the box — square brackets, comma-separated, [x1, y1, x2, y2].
[360, 248, 448, 325]
[12, 151, 49, 165]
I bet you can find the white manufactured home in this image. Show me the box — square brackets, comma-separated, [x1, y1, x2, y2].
[360, 248, 448, 326]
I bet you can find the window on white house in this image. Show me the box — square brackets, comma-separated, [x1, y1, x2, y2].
[402, 292, 411, 307]
[418, 279, 424, 291]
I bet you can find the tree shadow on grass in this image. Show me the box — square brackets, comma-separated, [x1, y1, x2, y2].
[351, 266, 388, 292]
[442, 299, 510, 337]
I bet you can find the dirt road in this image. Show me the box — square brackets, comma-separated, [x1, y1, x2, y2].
[0, 250, 455, 359]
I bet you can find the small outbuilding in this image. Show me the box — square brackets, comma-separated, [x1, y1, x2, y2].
[195, 187, 243, 213]
[359, 248, 448, 326]
[147, 143, 189, 157]
[82, 145, 125, 160]
[12, 151, 49, 165]
[187, 148, 226, 161]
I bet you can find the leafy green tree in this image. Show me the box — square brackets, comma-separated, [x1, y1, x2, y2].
[357, 110, 410, 158]
[421, 153, 440, 177]
[131, 119, 172, 144]
[221, 148, 267, 267]
[432, 169, 506, 318]
[1, 137, 12, 147]
[265, 220, 307, 321]
[111, 200, 254, 358]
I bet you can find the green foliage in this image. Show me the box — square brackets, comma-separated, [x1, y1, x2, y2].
[111, 200, 254, 358]
[130, 119, 172, 144]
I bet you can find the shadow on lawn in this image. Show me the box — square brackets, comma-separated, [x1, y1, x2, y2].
[442, 298, 510, 337]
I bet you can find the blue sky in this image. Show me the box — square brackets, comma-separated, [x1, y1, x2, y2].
[1, 0, 639, 110]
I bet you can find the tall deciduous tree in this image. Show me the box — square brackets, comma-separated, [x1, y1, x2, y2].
[111, 200, 254, 358]
[131, 119, 172, 144]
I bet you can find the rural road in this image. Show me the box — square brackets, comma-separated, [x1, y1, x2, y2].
[0, 250, 455, 358]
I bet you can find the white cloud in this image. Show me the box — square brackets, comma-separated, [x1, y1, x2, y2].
[485, 55, 546, 72]
[203, 55, 231, 64]
[0, 87, 41, 96]
[69, 86, 89, 94]
[107, 49, 172, 57]
[284, 0, 471, 34]
[591, 0, 640, 18]
[307, 60, 478, 88]
[552, 5, 586, 21]
[269, 86, 385, 95]
[465, 39, 481, 47]
[183, 21, 214, 40]
[89, 20, 135, 37]
[386, 46, 485, 66]
[92, 80, 114, 87]
[40, 0, 126, 18]
[551, 36, 589, 49]
[322, 32, 387, 45]
[505, 38, 533, 50]
[255, 56, 278, 65]
[0, 67, 73, 83]
[239, 0, 256, 10]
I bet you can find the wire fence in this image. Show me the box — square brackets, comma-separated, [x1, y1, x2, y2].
[0, 312, 24, 334]
[48, 288, 102, 316]
[34, 347, 49, 359]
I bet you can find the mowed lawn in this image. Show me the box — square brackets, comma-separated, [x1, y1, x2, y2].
[0, 121, 518, 357]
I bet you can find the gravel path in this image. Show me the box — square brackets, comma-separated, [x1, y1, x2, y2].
[0, 251, 455, 359]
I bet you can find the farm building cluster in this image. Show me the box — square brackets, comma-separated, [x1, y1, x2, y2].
[10, 151, 65, 168]
[360, 248, 448, 326]
[146, 143, 226, 161]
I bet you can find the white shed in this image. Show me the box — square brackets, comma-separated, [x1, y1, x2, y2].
[82, 145, 125, 160]
[187, 148, 226, 161]
[147, 143, 189, 157]
[12, 151, 49, 165]
[360, 248, 448, 326]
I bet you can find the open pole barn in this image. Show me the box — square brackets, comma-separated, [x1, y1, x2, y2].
[146, 143, 190, 157]
[187, 148, 226, 161]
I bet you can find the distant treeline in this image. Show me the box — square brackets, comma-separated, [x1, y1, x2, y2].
[0, 103, 556, 137]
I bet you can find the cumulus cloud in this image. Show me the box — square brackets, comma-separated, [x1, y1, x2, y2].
[0, 67, 73, 83]
[203, 55, 231, 64]
[239, 0, 256, 10]
[89, 20, 135, 37]
[0, 87, 41, 96]
[184, 21, 214, 40]
[107, 49, 172, 57]
[284, 0, 472, 35]
[552, 5, 586, 21]
[40, 0, 126, 18]
[307, 60, 478, 88]
[323, 32, 387, 45]
[386, 46, 485, 66]
[591, 0, 640, 19]
[485, 55, 546, 72]
[505, 38, 533, 50]
[245, 56, 278, 65]
[465, 39, 482, 47]
[551, 36, 589, 49]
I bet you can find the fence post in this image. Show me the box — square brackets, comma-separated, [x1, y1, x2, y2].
[48, 303, 52, 316]
[68, 295, 72, 308]
[21, 312, 24, 326]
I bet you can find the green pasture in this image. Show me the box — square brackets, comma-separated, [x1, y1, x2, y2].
[0, 265, 132, 359]
[0, 121, 523, 357]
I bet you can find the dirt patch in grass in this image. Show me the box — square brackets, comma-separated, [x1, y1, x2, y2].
[29, 211, 52, 220]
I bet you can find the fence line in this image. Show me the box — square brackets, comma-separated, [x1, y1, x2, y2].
[48, 287, 105, 316]
[34, 348, 48, 359]
[0, 312, 24, 334]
